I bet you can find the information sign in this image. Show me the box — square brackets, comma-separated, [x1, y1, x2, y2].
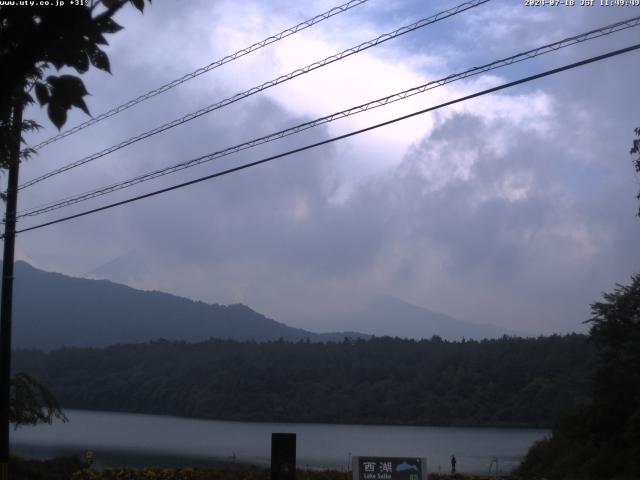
[352, 456, 427, 480]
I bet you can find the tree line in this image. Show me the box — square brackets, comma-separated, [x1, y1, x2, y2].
[13, 334, 594, 428]
[517, 275, 640, 479]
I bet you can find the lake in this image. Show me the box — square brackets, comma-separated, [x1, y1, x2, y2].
[11, 410, 548, 475]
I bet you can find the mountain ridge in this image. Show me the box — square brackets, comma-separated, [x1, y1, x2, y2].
[349, 293, 523, 339]
[9, 261, 365, 350]
[7, 261, 518, 350]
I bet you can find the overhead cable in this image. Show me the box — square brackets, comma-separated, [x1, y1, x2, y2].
[18, 0, 489, 191]
[17, 14, 640, 219]
[30, 0, 371, 151]
[11, 42, 640, 237]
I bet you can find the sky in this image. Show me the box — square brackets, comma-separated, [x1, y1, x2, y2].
[8, 0, 640, 335]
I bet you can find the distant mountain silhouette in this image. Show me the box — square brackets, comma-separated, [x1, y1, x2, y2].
[84, 249, 149, 285]
[8, 261, 366, 350]
[328, 294, 522, 341]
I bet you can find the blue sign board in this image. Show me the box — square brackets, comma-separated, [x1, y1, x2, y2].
[352, 456, 427, 480]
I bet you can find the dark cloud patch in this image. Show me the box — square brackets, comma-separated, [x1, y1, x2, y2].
[121, 120, 389, 277]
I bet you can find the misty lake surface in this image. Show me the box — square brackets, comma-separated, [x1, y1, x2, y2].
[11, 410, 548, 474]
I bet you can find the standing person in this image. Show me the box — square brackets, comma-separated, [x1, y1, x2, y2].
[451, 455, 456, 474]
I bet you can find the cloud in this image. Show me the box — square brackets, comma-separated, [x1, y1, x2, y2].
[9, 0, 640, 337]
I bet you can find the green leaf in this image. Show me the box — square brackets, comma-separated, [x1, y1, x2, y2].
[22, 91, 34, 105]
[46, 75, 91, 126]
[71, 96, 90, 116]
[97, 17, 123, 34]
[34, 82, 50, 105]
[72, 50, 90, 74]
[93, 32, 109, 46]
[88, 47, 110, 73]
[21, 120, 42, 132]
[20, 147, 37, 161]
[48, 75, 89, 97]
[46, 75, 59, 87]
[10, 373, 67, 428]
[130, 0, 145, 12]
[50, 57, 65, 70]
[47, 102, 68, 130]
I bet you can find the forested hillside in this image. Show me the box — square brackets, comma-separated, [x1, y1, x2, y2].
[10, 261, 364, 349]
[14, 334, 594, 427]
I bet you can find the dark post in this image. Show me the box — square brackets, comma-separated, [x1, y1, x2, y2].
[271, 433, 296, 480]
[0, 102, 22, 480]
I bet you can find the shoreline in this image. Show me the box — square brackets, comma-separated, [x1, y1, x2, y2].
[52, 407, 553, 430]
[11, 456, 517, 480]
[12, 446, 520, 477]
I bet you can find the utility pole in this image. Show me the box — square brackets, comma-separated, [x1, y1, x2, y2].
[0, 101, 23, 480]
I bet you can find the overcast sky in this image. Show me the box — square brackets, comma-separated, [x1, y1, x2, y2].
[9, 0, 640, 335]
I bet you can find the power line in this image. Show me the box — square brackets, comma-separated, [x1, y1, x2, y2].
[10, 42, 640, 237]
[18, 0, 489, 191]
[17, 14, 640, 219]
[30, 0, 371, 151]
